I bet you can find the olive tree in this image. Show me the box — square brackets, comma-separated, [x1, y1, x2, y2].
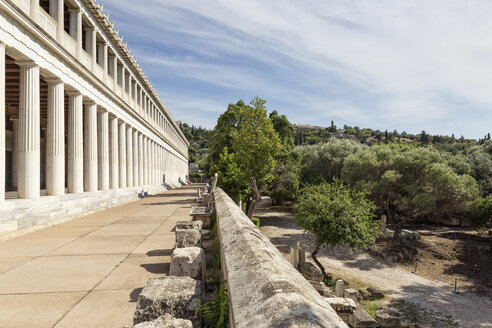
[294, 180, 380, 279]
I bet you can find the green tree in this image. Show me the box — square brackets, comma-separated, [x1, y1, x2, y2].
[467, 196, 492, 233]
[294, 180, 380, 278]
[295, 138, 366, 185]
[341, 144, 479, 240]
[269, 110, 295, 149]
[209, 98, 281, 216]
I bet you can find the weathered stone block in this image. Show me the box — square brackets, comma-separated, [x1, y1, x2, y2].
[344, 288, 358, 303]
[358, 287, 384, 300]
[349, 309, 379, 328]
[176, 221, 202, 231]
[324, 297, 357, 313]
[170, 247, 205, 281]
[300, 261, 323, 282]
[201, 229, 210, 240]
[133, 277, 202, 327]
[375, 308, 401, 327]
[134, 313, 193, 328]
[175, 228, 201, 248]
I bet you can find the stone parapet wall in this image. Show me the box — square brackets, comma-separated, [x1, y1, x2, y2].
[213, 188, 348, 328]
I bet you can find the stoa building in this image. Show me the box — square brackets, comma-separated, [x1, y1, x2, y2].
[0, 0, 189, 233]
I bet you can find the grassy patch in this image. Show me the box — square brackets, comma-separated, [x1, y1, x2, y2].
[359, 297, 390, 318]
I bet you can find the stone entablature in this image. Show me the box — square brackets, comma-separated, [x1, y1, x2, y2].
[213, 188, 348, 328]
[0, 0, 189, 232]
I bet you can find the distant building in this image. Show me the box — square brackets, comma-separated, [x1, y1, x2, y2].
[0, 0, 189, 232]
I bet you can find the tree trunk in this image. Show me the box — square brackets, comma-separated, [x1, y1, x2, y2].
[311, 245, 330, 281]
[246, 177, 261, 218]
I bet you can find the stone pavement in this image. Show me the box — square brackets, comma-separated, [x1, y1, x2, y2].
[0, 185, 197, 328]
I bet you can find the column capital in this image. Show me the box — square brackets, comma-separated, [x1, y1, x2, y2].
[83, 99, 96, 105]
[44, 77, 64, 85]
[68, 7, 81, 13]
[66, 90, 82, 96]
[15, 60, 37, 68]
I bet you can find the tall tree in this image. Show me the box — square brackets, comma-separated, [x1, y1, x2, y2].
[209, 98, 281, 215]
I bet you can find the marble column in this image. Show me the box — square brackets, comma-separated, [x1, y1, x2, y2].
[67, 92, 83, 193]
[133, 130, 139, 186]
[118, 120, 126, 188]
[30, 0, 39, 20]
[143, 136, 148, 185]
[150, 141, 155, 184]
[56, 0, 64, 42]
[89, 28, 97, 71]
[138, 134, 144, 185]
[69, 8, 82, 59]
[84, 101, 97, 191]
[0, 43, 4, 201]
[97, 109, 109, 190]
[16, 61, 40, 199]
[121, 66, 126, 100]
[11, 118, 19, 189]
[126, 125, 133, 187]
[109, 115, 118, 189]
[46, 78, 65, 196]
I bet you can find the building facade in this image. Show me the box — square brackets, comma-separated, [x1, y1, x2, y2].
[0, 0, 189, 232]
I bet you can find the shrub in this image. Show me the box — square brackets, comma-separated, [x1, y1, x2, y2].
[467, 196, 492, 233]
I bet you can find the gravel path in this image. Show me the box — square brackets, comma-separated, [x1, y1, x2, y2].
[255, 200, 492, 328]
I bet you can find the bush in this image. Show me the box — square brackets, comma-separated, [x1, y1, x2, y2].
[251, 217, 260, 227]
[467, 196, 492, 233]
[196, 283, 229, 328]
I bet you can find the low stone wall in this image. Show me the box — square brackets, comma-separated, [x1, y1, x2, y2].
[213, 188, 348, 328]
[0, 184, 176, 237]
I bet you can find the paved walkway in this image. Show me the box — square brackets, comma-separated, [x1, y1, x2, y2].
[0, 185, 196, 328]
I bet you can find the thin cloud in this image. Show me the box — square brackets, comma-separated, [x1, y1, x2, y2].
[102, 0, 492, 138]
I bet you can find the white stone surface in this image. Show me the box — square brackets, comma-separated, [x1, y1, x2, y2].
[169, 247, 205, 281]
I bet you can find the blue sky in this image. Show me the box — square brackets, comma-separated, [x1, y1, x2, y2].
[101, 0, 492, 139]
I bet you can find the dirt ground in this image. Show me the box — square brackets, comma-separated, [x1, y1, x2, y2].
[376, 226, 492, 296]
[254, 198, 492, 328]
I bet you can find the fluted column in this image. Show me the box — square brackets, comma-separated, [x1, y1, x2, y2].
[138, 133, 144, 186]
[17, 61, 40, 199]
[118, 121, 126, 188]
[84, 101, 97, 191]
[11, 118, 19, 189]
[46, 78, 65, 196]
[97, 109, 109, 190]
[150, 141, 154, 185]
[133, 130, 139, 186]
[109, 115, 118, 189]
[142, 136, 147, 185]
[67, 92, 83, 193]
[0, 43, 4, 201]
[126, 125, 133, 187]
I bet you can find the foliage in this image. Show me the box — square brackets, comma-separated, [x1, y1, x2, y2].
[251, 216, 260, 227]
[341, 145, 478, 234]
[269, 151, 301, 201]
[295, 138, 366, 185]
[208, 98, 281, 202]
[294, 180, 379, 249]
[269, 110, 295, 149]
[196, 283, 229, 328]
[179, 123, 211, 164]
[467, 195, 492, 233]
[464, 140, 492, 196]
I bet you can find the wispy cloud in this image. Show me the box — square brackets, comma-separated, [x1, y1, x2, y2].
[102, 0, 492, 138]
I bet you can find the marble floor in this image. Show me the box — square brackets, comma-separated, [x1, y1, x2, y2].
[0, 184, 197, 328]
